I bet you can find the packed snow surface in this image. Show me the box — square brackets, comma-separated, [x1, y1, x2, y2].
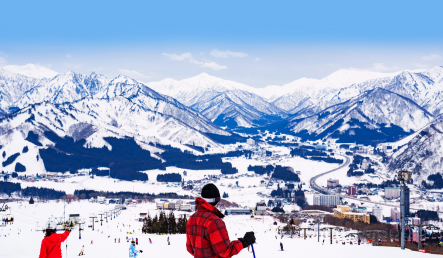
[0, 201, 433, 258]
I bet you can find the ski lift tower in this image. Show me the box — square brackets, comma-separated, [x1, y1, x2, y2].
[89, 213, 97, 231]
[325, 226, 337, 244]
[397, 170, 412, 250]
[410, 223, 431, 250]
[315, 214, 327, 243]
[98, 213, 104, 226]
[78, 220, 85, 239]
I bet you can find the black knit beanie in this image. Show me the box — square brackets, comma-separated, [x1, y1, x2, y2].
[201, 183, 221, 206]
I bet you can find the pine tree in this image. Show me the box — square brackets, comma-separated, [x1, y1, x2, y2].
[177, 214, 187, 233]
[152, 214, 159, 233]
[142, 214, 152, 234]
[168, 212, 177, 234]
[159, 211, 169, 233]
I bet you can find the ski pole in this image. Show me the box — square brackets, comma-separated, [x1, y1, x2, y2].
[251, 244, 256, 258]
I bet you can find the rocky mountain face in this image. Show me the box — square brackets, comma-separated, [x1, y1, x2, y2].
[0, 70, 229, 150]
[388, 116, 443, 183]
[287, 88, 434, 145]
[16, 71, 108, 108]
[147, 73, 257, 106]
[191, 90, 286, 128]
[0, 69, 47, 113]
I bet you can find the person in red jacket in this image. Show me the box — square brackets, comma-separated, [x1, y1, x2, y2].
[186, 183, 255, 258]
[39, 228, 70, 258]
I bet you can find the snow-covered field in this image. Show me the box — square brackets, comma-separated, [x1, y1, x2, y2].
[0, 200, 435, 258]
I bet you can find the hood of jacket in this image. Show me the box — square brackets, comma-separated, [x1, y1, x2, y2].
[44, 233, 62, 244]
[195, 197, 225, 219]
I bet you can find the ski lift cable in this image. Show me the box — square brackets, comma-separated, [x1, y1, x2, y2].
[14, 217, 47, 224]
[12, 216, 47, 224]
[11, 209, 47, 221]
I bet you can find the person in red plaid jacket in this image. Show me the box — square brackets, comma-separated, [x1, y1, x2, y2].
[186, 183, 255, 258]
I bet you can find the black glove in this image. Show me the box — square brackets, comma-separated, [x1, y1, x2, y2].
[238, 232, 255, 248]
[140, 250, 143, 253]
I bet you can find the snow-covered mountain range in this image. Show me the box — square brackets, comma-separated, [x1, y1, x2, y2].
[286, 88, 434, 144]
[0, 68, 230, 151]
[1, 65, 443, 148]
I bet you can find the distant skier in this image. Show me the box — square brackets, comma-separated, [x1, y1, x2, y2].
[129, 240, 143, 257]
[119, 238, 121, 243]
[136, 238, 138, 245]
[322, 239, 325, 245]
[358, 239, 361, 245]
[280, 242, 283, 251]
[186, 184, 255, 258]
[115, 238, 116, 243]
[39, 228, 70, 258]
[149, 238, 152, 244]
[79, 245, 85, 256]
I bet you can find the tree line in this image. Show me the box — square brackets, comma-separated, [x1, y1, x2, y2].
[73, 189, 190, 201]
[290, 147, 343, 164]
[142, 211, 188, 234]
[247, 165, 274, 175]
[272, 165, 300, 182]
[0, 182, 65, 199]
[157, 173, 182, 182]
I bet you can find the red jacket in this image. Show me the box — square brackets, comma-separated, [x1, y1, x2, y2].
[39, 231, 70, 258]
[186, 197, 243, 258]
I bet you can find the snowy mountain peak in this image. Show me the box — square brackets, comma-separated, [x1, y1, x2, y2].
[2, 63, 59, 79]
[110, 74, 140, 84]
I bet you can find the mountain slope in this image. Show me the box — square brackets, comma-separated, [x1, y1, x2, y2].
[263, 69, 400, 112]
[147, 73, 258, 106]
[388, 116, 443, 183]
[324, 66, 443, 117]
[16, 71, 108, 108]
[190, 90, 286, 128]
[0, 69, 47, 113]
[287, 88, 434, 145]
[96, 75, 229, 135]
[0, 97, 226, 174]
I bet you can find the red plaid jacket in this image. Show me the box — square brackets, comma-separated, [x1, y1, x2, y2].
[186, 197, 243, 258]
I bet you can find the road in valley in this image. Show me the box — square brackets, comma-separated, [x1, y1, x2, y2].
[309, 154, 420, 212]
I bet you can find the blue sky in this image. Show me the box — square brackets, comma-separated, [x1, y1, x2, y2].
[1, 0, 442, 86]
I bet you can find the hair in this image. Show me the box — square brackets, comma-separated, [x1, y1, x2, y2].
[45, 228, 56, 237]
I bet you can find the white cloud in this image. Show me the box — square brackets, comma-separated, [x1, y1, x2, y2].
[118, 69, 151, 79]
[66, 54, 72, 58]
[200, 61, 227, 71]
[0, 56, 6, 66]
[188, 58, 227, 71]
[254, 57, 260, 62]
[422, 54, 442, 61]
[163, 52, 227, 71]
[210, 49, 249, 58]
[372, 63, 400, 72]
[162, 52, 193, 61]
